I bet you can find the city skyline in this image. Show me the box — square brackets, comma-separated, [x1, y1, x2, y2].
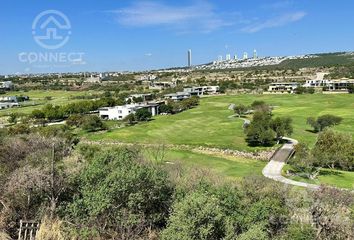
[1, 0, 354, 74]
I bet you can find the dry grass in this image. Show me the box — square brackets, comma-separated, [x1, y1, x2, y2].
[36, 216, 65, 240]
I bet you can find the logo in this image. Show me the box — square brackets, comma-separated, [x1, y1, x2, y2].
[32, 10, 71, 50]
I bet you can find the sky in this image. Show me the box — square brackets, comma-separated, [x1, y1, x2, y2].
[1, 0, 354, 74]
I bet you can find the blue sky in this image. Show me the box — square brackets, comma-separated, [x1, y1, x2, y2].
[1, 0, 354, 74]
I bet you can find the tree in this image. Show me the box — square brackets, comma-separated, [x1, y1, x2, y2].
[307, 114, 342, 132]
[64, 149, 173, 237]
[159, 104, 173, 114]
[81, 115, 106, 132]
[288, 143, 320, 179]
[30, 109, 45, 120]
[250, 100, 271, 113]
[135, 108, 152, 121]
[233, 104, 248, 118]
[311, 129, 353, 170]
[245, 111, 276, 146]
[161, 192, 225, 240]
[271, 117, 293, 140]
[123, 113, 136, 125]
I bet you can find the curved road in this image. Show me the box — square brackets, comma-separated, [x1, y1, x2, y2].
[262, 137, 320, 189]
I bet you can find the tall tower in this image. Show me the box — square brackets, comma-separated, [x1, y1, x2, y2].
[243, 52, 248, 60]
[187, 49, 192, 67]
[218, 55, 223, 62]
[226, 54, 231, 61]
[234, 54, 238, 60]
[253, 49, 257, 59]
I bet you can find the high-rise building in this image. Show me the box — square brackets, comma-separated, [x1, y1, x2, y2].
[218, 55, 223, 62]
[253, 49, 257, 59]
[243, 52, 248, 60]
[226, 54, 231, 61]
[234, 54, 238, 60]
[187, 49, 192, 67]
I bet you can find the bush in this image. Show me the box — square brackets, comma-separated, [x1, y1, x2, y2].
[161, 191, 226, 240]
[81, 115, 106, 132]
[63, 148, 173, 237]
[135, 108, 152, 121]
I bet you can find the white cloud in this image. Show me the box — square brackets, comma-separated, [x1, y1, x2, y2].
[109, 1, 233, 33]
[242, 11, 306, 33]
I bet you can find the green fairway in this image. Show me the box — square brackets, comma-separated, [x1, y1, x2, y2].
[283, 165, 354, 189]
[88, 94, 354, 151]
[0, 90, 99, 116]
[149, 149, 266, 180]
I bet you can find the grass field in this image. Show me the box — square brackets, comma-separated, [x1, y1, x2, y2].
[283, 165, 354, 189]
[146, 149, 266, 180]
[0, 90, 99, 116]
[88, 94, 354, 151]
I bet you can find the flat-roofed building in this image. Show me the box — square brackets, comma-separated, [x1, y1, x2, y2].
[99, 103, 159, 120]
[268, 82, 299, 93]
[183, 86, 220, 96]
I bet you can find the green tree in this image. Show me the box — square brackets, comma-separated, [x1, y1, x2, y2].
[64, 149, 173, 237]
[159, 104, 173, 114]
[245, 111, 275, 146]
[135, 108, 152, 121]
[30, 109, 45, 120]
[270, 117, 293, 140]
[307, 114, 342, 132]
[161, 191, 225, 240]
[81, 115, 105, 132]
[123, 113, 136, 125]
[311, 129, 354, 170]
[233, 104, 248, 118]
[237, 224, 268, 240]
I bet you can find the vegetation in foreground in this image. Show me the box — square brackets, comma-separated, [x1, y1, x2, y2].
[0, 131, 353, 239]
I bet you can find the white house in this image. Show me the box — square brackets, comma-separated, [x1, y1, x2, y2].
[164, 92, 191, 101]
[99, 103, 159, 120]
[183, 86, 220, 96]
[0, 81, 13, 90]
[0, 96, 18, 102]
[268, 82, 299, 93]
[0, 102, 19, 109]
[125, 93, 153, 103]
[303, 79, 354, 91]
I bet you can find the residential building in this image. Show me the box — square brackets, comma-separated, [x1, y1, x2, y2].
[125, 93, 153, 103]
[303, 79, 354, 91]
[99, 103, 159, 120]
[149, 81, 176, 90]
[0, 96, 17, 102]
[183, 86, 220, 96]
[0, 102, 19, 109]
[164, 92, 191, 101]
[0, 81, 13, 90]
[268, 82, 299, 93]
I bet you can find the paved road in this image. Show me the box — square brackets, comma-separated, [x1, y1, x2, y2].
[262, 137, 320, 189]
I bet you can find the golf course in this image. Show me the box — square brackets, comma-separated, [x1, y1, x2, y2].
[85, 94, 354, 189]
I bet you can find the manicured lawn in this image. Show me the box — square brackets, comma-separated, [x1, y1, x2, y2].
[283, 164, 354, 189]
[146, 149, 266, 180]
[88, 94, 354, 151]
[0, 90, 100, 116]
